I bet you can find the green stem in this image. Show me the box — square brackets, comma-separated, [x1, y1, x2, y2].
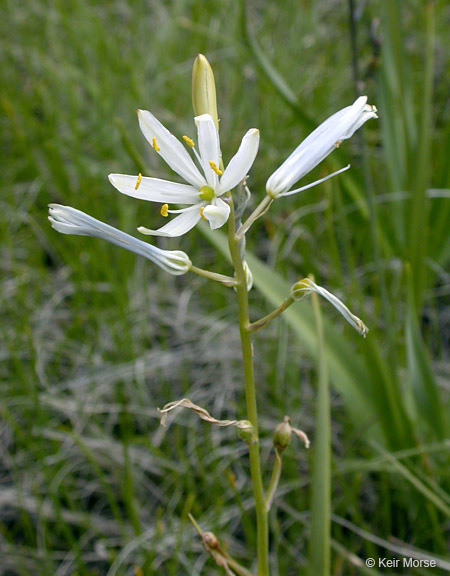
[227, 197, 269, 576]
[225, 554, 257, 576]
[236, 195, 273, 239]
[249, 297, 294, 332]
[265, 450, 282, 511]
[190, 264, 237, 287]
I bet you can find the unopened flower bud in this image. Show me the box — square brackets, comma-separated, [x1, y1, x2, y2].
[192, 54, 219, 131]
[237, 420, 256, 445]
[273, 416, 292, 452]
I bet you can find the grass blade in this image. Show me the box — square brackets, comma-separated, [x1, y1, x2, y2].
[308, 288, 330, 576]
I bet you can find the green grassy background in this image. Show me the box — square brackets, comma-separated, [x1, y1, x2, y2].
[1, 0, 449, 574]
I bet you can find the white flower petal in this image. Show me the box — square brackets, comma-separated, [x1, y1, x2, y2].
[138, 206, 201, 237]
[289, 97, 369, 159]
[266, 96, 377, 197]
[137, 109, 205, 188]
[341, 103, 378, 137]
[108, 174, 200, 204]
[219, 128, 260, 194]
[202, 197, 230, 230]
[195, 113, 220, 188]
[48, 204, 191, 275]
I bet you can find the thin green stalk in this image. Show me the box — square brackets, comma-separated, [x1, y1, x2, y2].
[309, 288, 331, 576]
[265, 450, 282, 511]
[190, 264, 238, 287]
[236, 195, 273, 239]
[249, 297, 295, 332]
[188, 514, 257, 576]
[225, 554, 257, 576]
[227, 197, 269, 576]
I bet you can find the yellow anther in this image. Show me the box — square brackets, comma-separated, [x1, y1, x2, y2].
[183, 135, 195, 148]
[160, 203, 169, 217]
[199, 207, 208, 221]
[152, 137, 160, 152]
[135, 173, 142, 190]
[209, 161, 222, 175]
[335, 140, 342, 148]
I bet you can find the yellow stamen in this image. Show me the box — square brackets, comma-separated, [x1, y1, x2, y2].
[135, 173, 142, 190]
[134, 567, 144, 576]
[335, 140, 342, 148]
[160, 203, 169, 217]
[152, 137, 160, 151]
[199, 207, 207, 221]
[183, 135, 195, 148]
[209, 161, 222, 175]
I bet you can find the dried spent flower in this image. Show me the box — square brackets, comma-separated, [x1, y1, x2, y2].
[158, 399, 254, 443]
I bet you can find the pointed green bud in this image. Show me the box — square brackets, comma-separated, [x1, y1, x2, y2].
[237, 420, 256, 445]
[273, 416, 292, 452]
[192, 54, 219, 131]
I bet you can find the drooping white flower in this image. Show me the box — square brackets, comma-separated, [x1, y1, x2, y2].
[109, 112, 260, 237]
[266, 96, 378, 199]
[48, 204, 191, 275]
[290, 278, 368, 337]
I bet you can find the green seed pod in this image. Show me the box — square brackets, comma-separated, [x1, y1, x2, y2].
[237, 420, 256, 445]
[273, 416, 292, 452]
[192, 54, 219, 131]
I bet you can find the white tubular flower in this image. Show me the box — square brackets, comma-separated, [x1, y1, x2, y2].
[48, 204, 191, 275]
[290, 278, 368, 337]
[266, 96, 378, 198]
[109, 112, 260, 237]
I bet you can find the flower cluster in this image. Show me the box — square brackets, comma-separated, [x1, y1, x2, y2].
[49, 57, 376, 333]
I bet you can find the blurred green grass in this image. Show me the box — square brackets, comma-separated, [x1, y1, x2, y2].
[1, 0, 449, 574]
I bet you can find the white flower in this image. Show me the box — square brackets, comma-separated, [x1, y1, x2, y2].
[48, 204, 191, 275]
[290, 278, 368, 337]
[266, 96, 378, 198]
[109, 112, 260, 237]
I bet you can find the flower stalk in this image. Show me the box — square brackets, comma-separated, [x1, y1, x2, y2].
[190, 264, 238, 287]
[236, 194, 273, 239]
[227, 197, 269, 576]
[265, 450, 282, 512]
[248, 297, 295, 332]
